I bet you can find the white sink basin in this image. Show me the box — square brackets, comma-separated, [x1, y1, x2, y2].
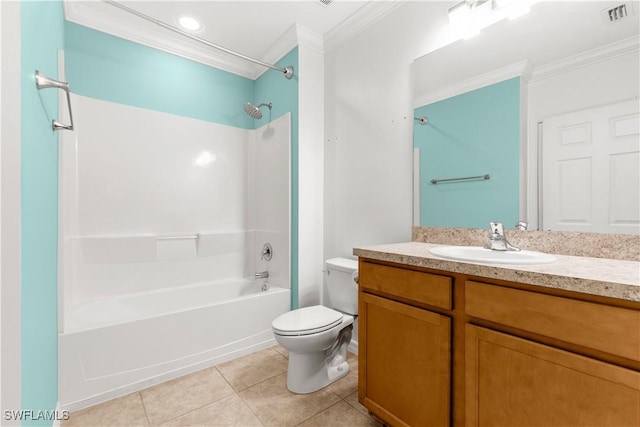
[429, 245, 556, 265]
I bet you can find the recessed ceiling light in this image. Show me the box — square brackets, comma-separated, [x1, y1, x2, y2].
[177, 16, 202, 32]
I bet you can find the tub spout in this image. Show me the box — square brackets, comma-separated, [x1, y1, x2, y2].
[255, 271, 269, 279]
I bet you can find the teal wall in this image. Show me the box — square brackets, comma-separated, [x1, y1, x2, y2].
[414, 77, 520, 229]
[64, 23, 299, 307]
[21, 1, 65, 425]
[64, 22, 255, 129]
[254, 49, 299, 308]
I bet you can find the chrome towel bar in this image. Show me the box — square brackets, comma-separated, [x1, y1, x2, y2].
[35, 70, 74, 131]
[430, 174, 490, 184]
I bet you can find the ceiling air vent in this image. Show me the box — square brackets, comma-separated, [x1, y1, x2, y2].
[602, 3, 633, 23]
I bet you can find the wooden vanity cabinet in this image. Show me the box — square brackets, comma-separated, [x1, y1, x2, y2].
[358, 261, 453, 427]
[358, 258, 640, 427]
[466, 325, 640, 427]
[465, 281, 640, 427]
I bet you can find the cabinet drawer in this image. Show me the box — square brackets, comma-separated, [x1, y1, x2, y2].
[359, 261, 452, 310]
[465, 281, 640, 362]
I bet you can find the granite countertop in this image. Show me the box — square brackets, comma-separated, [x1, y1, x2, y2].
[353, 242, 640, 302]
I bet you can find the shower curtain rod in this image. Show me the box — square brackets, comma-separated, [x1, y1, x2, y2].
[103, 0, 294, 80]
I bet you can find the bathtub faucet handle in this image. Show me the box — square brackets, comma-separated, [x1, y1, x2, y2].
[261, 243, 273, 261]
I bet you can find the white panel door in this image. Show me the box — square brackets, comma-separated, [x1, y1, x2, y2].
[542, 99, 639, 234]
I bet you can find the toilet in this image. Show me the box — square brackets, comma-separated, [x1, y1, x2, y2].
[272, 257, 358, 394]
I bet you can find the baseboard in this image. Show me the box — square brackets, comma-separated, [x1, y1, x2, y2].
[52, 401, 69, 427]
[61, 338, 276, 412]
[348, 339, 358, 355]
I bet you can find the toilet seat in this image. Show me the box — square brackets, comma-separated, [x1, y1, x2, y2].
[272, 305, 343, 336]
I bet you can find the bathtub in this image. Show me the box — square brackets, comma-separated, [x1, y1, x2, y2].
[59, 279, 290, 411]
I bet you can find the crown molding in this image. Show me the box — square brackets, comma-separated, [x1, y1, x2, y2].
[324, 0, 406, 52]
[253, 24, 323, 79]
[64, 1, 286, 80]
[414, 60, 531, 108]
[251, 25, 299, 79]
[530, 35, 640, 82]
[296, 24, 325, 56]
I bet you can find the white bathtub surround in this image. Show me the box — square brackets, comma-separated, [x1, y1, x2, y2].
[250, 112, 291, 294]
[64, 230, 258, 303]
[60, 96, 291, 303]
[156, 236, 197, 261]
[58, 96, 292, 409]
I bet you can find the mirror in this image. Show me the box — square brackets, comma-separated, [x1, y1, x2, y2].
[412, 1, 639, 233]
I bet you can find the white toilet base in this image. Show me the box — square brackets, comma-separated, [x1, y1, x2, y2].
[283, 323, 353, 394]
[286, 351, 350, 394]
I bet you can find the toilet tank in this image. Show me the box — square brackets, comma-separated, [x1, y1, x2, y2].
[325, 257, 359, 315]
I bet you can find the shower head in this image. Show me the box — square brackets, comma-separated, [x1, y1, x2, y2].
[243, 102, 272, 119]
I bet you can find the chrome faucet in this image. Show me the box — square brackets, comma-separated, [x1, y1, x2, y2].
[255, 271, 270, 291]
[484, 222, 520, 252]
[255, 271, 269, 279]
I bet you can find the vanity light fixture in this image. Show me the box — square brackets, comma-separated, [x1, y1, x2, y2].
[495, 0, 531, 19]
[177, 15, 202, 32]
[449, 0, 493, 39]
[448, 1, 479, 39]
[449, 0, 535, 39]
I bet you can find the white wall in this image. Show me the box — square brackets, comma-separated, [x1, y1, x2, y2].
[297, 27, 326, 307]
[0, 1, 22, 421]
[324, 2, 452, 260]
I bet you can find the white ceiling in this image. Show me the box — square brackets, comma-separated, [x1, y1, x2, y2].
[127, 0, 372, 53]
[64, 0, 408, 79]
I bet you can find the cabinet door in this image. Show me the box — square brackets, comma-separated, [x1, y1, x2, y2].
[466, 325, 640, 427]
[359, 293, 451, 427]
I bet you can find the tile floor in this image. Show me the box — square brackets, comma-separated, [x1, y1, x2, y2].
[63, 346, 382, 427]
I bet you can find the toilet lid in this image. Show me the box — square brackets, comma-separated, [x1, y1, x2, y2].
[272, 305, 343, 336]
